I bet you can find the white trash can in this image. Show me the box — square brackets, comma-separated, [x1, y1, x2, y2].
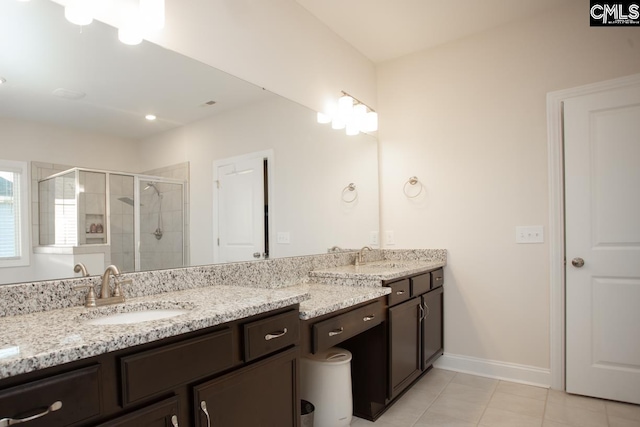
[300, 347, 353, 427]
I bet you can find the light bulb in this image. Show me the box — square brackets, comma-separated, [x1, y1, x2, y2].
[64, 0, 94, 26]
[331, 118, 346, 130]
[346, 121, 360, 136]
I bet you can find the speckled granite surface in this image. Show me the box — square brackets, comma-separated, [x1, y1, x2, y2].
[0, 285, 309, 379]
[0, 249, 447, 380]
[299, 284, 391, 320]
[310, 259, 446, 285]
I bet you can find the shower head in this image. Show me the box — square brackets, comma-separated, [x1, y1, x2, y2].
[144, 182, 161, 197]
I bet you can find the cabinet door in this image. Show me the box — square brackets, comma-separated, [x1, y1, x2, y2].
[422, 287, 444, 369]
[95, 396, 179, 427]
[388, 297, 422, 399]
[194, 347, 299, 427]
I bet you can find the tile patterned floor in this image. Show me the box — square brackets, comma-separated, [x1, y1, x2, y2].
[350, 369, 640, 427]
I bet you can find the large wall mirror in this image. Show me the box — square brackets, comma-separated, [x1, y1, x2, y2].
[0, 0, 379, 286]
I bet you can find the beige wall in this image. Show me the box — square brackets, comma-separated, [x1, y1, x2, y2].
[377, 1, 640, 374]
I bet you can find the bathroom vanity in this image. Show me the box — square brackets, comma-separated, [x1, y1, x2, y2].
[0, 251, 446, 426]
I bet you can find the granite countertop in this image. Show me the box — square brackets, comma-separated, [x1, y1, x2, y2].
[0, 257, 445, 381]
[299, 283, 391, 320]
[0, 284, 310, 380]
[310, 260, 446, 285]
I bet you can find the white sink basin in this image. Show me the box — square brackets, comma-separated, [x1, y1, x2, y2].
[84, 309, 189, 325]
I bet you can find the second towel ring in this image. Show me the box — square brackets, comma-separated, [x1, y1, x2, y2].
[403, 176, 423, 198]
[342, 183, 358, 203]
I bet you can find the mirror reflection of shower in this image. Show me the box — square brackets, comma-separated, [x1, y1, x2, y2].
[144, 182, 163, 240]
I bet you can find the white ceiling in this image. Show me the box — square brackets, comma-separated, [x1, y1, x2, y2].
[294, 0, 570, 63]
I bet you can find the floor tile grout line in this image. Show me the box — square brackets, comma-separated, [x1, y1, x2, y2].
[409, 371, 455, 427]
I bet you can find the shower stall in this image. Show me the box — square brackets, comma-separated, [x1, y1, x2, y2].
[38, 167, 187, 273]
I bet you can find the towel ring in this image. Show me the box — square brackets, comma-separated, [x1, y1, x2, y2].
[342, 183, 358, 203]
[403, 176, 423, 198]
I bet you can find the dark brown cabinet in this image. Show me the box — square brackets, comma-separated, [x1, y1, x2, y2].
[0, 305, 300, 427]
[194, 347, 299, 427]
[96, 397, 180, 427]
[349, 268, 444, 421]
[388, 297, 422, 399]
[422, 286, 443, 369]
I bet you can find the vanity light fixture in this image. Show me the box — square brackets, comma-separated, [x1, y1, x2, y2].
[60, 0, 165, 46]
[317, 91, 378, 135]
[145, 114, 157, 121]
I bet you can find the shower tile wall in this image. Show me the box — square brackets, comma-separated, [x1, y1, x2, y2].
[109, 174, 135, 273]
[139, 181, 184, 271]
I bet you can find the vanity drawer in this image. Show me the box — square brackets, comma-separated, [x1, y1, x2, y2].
[313, 300, 384, 353]
[0, 365, 101, 427]
[411, 273, 431, 296]
[244, 309, 300, 362]
[432, 268, 444, 289]
[387, 278, 411, 306]
[121, 328, 233, 406]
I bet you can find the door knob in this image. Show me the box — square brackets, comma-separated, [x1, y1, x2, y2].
[571, 257, 585, 268]
[253, 252, 261, 258]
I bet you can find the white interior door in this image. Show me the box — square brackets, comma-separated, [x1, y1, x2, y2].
[564, 83, 640, 404]
[215, 156, 265, 263]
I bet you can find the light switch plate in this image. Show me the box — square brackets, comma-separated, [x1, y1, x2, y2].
[370, 231, 379, 245]
[385, 230, 395, 245]
[516, 226, 544, 244]
[276, 232, 290, 244]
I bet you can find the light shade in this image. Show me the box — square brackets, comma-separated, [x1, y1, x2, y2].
[331, 118, 346, 130]
[118, 26, 143, 45]
[346, 121, 360, 136]
[64, 1, 94, 26]
[338, 95, 354, 122]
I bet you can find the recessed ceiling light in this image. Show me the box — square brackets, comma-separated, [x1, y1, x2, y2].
[145, 114, 157, 121]
[52, 88, 86, 100]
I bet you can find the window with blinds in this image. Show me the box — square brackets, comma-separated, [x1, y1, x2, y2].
[0, 160, 30, 267]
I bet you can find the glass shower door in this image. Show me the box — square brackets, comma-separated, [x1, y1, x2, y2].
[137, 179, 184, 271]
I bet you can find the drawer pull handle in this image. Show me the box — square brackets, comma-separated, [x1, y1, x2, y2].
[425, 304, 430, 317]
[419, 304, 426, 321]
[200, 401, 211, 427]
[363, 315, 375, 322]
[171, 415, 179, 427]
[328, 327, 344, 337]
[396, 290, 405, 295]
[0, 400, 62, 426]
[264, 327, 288, 341]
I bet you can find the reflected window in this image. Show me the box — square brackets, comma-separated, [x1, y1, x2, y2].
[0, 159, 30, 267]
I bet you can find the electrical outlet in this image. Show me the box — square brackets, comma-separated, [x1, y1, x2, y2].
[370, 231, 379, 245]
[516, 226, 544, 244]
[276, 232, 290, 244]
[385, 230, 395, 245]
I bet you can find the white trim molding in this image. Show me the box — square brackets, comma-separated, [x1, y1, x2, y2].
[434, 353, 551, 388]
[546, 72, 640, 391]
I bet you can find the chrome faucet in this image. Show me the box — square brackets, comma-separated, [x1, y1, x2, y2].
[354, 246, 372, 266]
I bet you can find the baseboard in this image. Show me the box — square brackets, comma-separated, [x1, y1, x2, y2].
[433, 353, 551, 388]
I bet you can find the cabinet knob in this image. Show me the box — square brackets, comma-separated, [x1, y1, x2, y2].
[171, 415, 179, 427]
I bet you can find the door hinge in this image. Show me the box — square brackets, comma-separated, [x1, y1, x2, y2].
[217, 238, 220, 246]
[215, 180, 220, 189]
